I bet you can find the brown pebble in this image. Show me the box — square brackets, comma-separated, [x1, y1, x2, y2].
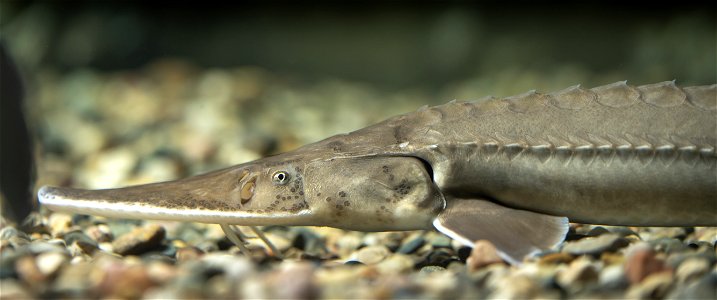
[99, 263, 155, 299]
[176, 246, 204, 262]
[15, 255, 46, 285]
[111, 224, 166, 256]
[624, 245, 670, 284]
[467, 240, 504, 271]
[539, 252, 574, 265]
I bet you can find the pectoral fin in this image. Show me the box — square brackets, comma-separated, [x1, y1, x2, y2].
[433, 198, 569, 265]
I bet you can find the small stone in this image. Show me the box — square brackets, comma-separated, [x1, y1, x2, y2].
[112, 224, 166, 256]
[146, 260, 178, 284]
[586, 226, 610, 237]
[0, 279, 32, 299]
[603, 226, 640, 238]
[176, 246, 204, 262]
[599, 264, 629, 290]
[397, 235, 425, 254]
[85, 223, 114, 243]
[624, 243, 669, 284]
[63, 231, 99, 255]
[562, 233, 630, 256]
[15, 255, 46, 285]
[693, 227, 717, 244]
[48, 213, 73, 235]
[420, 265, 446, 274]
[36, 252, 68, 276]
[626, 272, 674, 299]
[429, 235, 453, 249]
[675, 257, 710, 283]
[7, 236, 30, 249]
[98, 262, 155, 299]
[27, 240, 68, 254]
[645, 227, 688, 241]
[467, 240, 504, 271]
[666, 272, 717, 299]
[269, 261, 318, 299]
[419, 250, 458, 268]
[556, 256, 599, 288]
[376, 254, 415, 274]
[0, 226, 29, 241]
[490, 274, 540, 299]
[292, 228, 327, 257]
[649, 237, 688, 254]
[538, 252, 574, 265]
[355, 245, 390, 265]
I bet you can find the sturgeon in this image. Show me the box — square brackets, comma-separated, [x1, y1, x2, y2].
[38, 81, 717, 263]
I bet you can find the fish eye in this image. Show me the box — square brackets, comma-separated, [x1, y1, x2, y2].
[272, 171, 290, 185]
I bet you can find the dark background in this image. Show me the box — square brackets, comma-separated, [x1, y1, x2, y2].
[3, 1, 715, 88]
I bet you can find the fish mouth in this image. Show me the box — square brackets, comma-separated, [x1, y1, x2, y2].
[37, 166, 313, 226]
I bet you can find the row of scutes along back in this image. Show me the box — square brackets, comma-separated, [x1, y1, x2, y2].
[419, 81, 717, 115]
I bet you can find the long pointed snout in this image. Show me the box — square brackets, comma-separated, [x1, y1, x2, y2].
[38, 165, 312, 225]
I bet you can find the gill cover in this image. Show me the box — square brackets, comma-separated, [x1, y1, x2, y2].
[304, 156, 444, 231]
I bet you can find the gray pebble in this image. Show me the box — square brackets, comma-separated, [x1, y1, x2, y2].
[26, 240, 68, 254]
[429, 235, 453, 249]
[649, 237, 688, 254]
[562, 233, 630, 256]
[0, 226, 29, 241]
[397, 236, 425, 254]
[420, 266, 446, 274]
[666, 273, 717, 300]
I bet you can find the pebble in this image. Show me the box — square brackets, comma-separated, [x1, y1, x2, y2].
[36, 251, 68, 276]
[538, 252, 574, 265]
[0, 279, 32, 299]
[85, 223, 114, 243]
[624, 243, 669, 284]
[0, 226, 29, 241]
[397, 234, 425, 254]
[376, 254, 415, 274]
[355, 245, 390, 265]
[599, 264, 629, 290]
[15, 255, 46, 285]
[675, 257, 710, 283]
[428, 234, 453, 249]
[626, 272, 674, 299]
[62, 231, 99, 255]
[176, 246, 204, 262]
[111, 224, 166, 256]
[419, 250, 457, 268]
[666, 272, 717, 299]
[562, 233, 630, 256]
[48, 213, 73, 235]
[466, 240, 504, 271]
[269, 261, 318, 299]
[650, 237, 689, 254]
[556, 256, 599, 288]
[420, 265, 446, 274]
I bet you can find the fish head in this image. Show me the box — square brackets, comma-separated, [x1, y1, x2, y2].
[38, 151, 444, 230]
[302, 155, 445, 231]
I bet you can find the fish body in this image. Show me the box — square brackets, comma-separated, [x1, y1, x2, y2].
[39, 81, 717, 263]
